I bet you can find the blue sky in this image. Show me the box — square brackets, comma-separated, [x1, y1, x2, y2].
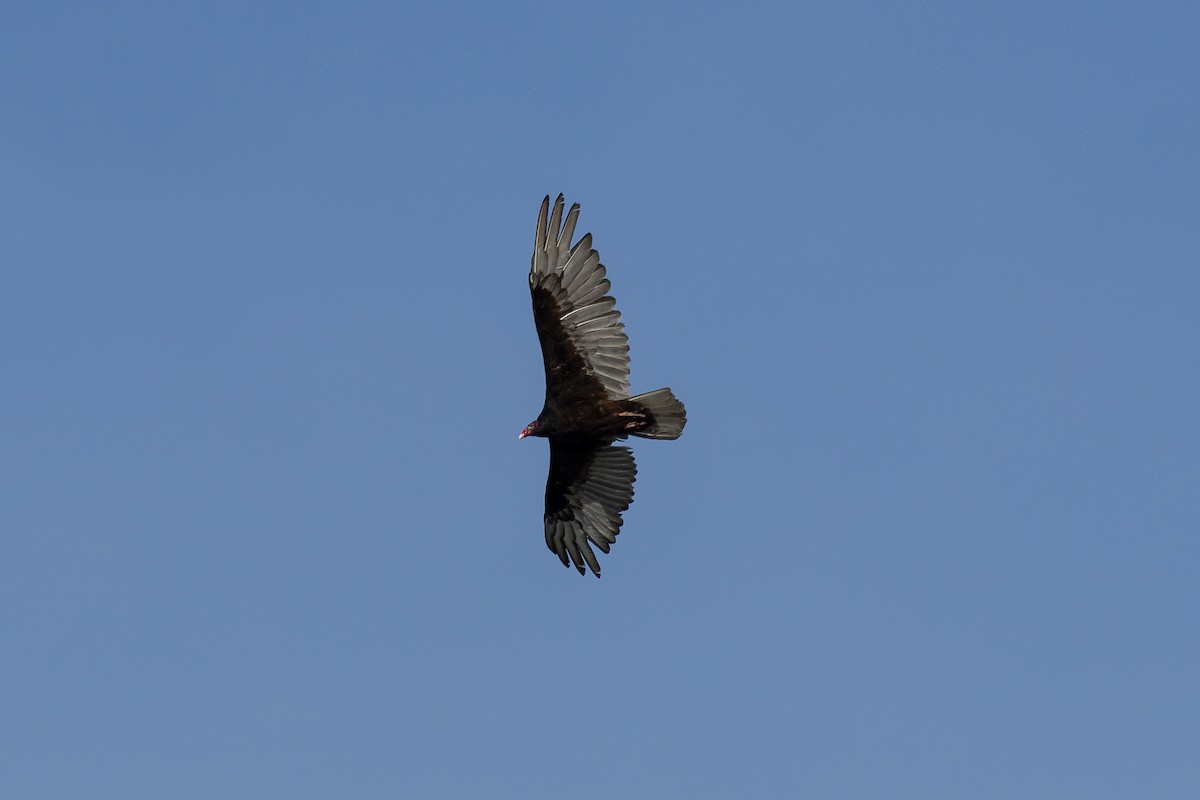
[2, 2, 1197, 797]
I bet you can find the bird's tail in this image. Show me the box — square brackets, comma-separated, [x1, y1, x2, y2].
[630, 388, 687, 440]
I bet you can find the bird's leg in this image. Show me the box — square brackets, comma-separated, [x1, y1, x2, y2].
[615, 409, 648, 431]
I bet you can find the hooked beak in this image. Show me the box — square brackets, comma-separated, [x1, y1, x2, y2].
[518, 422, 535, 439]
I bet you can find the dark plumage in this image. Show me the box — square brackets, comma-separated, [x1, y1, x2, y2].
[520, 195, 686, 577]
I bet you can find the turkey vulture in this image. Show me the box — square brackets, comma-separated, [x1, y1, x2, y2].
[520, 195, 686, 577]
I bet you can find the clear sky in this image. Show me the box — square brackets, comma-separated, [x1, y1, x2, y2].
[2, 2, 1197, 797]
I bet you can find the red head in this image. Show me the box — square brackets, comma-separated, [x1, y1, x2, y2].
[518, 420, 541, 439]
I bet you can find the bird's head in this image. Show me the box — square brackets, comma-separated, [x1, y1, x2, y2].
[518, 420, 541, 440]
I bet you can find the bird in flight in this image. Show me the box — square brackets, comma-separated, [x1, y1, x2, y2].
[520, 195, 686, 577]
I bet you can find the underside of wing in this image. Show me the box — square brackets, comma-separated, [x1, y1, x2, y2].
[544, 441, 637, 577]
[529, 195, 631, 399]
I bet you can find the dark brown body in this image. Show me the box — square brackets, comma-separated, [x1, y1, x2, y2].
[529, 397, 654, 442]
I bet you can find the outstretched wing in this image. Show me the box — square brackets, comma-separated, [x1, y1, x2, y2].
[530, 195, 631, 401]
[544, 441, 637, 577]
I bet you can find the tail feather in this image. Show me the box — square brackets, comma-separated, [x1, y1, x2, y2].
[630, 388, 687, 440]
